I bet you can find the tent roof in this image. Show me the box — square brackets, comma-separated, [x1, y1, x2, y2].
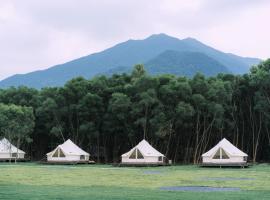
[202, 138, 248, 157]
[121, 139, 164, 157]
[47, 139, 89, 156]
[0, 138, 25, 154]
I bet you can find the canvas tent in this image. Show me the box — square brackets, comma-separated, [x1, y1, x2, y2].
[121, 139, 166, 165]
[202, 138, 248, 165]
[46, 139, 90, 163]
[0, 138, 25, 160]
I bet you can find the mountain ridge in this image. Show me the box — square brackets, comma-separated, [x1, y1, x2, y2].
[0, 33, 261, 89]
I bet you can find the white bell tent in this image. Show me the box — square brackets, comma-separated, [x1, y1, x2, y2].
[46, 139, 90, 163]
[0, 138, 25, 160]
[202, 138, 248, 165]
[121, 139, 165, 164]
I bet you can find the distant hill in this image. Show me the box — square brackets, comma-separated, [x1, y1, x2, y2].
[104, 50, 230, 77]
[145, 50, 230, 76]
[0, 34, 261, 89]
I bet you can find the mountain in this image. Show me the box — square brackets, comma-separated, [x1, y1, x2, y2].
[104, 50, 230, 77]
[145, 50, 230, 76]
[0, 34, 261, 89]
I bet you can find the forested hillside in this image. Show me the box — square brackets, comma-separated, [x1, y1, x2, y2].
[0, 60, 269, 163]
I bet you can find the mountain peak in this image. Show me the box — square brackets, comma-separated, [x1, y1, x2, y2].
[146, 33, 179, 41]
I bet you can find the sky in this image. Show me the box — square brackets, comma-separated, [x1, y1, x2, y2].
[0, 0, 270, 80]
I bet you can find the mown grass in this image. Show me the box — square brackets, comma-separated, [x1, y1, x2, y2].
[0, 163, 269, 200]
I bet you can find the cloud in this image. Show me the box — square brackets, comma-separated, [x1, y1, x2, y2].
[0, 0, 269, 80]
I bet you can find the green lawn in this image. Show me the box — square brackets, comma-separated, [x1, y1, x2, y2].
[0, 163, 269, 200]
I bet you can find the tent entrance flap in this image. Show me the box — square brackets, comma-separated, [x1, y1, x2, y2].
[212, 148, 229, 159]
[129, 149, 136, 159]
[59, 148, 65, 157]
[52, 148, 66, 158]
[129, 148, 144, 159]
[137, 149, 144, 159]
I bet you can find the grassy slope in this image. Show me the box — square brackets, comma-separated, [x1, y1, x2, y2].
[0, 164, 269, 200]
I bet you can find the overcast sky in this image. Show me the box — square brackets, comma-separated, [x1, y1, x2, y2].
[0, 0, 269, 80]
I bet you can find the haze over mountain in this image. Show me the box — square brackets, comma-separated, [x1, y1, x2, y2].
[0, 34, 261, 89]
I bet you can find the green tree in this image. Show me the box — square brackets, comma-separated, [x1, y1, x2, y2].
[0, 104, 35, 162]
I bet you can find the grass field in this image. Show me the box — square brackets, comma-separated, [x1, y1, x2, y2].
[0, 163, 269, 200]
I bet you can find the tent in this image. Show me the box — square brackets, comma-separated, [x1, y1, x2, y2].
[121, 139, 166, 165]
[46, 139, 90, 163]
[202, 138, 248, 165]
[0, 138, 25, 160]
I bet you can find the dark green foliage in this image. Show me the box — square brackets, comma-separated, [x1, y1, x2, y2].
[0, 60, 270, 163]
[0, 103, 35, 152]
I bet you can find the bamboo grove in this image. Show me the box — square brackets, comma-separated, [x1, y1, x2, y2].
[0, 59, 270, 163]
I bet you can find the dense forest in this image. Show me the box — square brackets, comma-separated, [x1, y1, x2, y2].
[0, 59, 270, 163]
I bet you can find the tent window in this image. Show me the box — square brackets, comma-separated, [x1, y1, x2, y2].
[213, 148, 229, 159]
[129, 149, 136, 159]
[52, 149, 59, 157]
[137, 149, 144, 159]
[59, 149, 65, 157]
[12, 153, 18, 158]
[158, 156, 163, 162]
[80, 155, 85, 160]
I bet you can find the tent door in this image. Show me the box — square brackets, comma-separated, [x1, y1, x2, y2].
[129, 148, 144, 159]
[213, 148, 229, 159]
[129, 149, 136, 159]
[52, 149, 59, 157]
[52, 148, 66, 158]
[136, 149, 144, 159]
[59, 148, 65, 157]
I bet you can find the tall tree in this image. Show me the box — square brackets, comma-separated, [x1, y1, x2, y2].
[0, 104, 35, 162]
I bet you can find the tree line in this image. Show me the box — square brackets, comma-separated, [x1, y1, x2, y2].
[0, 60, 270, 163]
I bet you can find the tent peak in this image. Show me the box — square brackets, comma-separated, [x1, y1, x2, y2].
[137, 139, 147, 145]
[63, 139, 76, 145]
[220, 138, 229, 143]
[219, 138, 235, 146]
[139, 139, 148, 144]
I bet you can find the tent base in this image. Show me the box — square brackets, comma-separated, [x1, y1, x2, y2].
[115, 163, 171, 167]
[0, 158, 29, 162]
[40, 160, 96, 165]
[200, 162, 250, 168]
